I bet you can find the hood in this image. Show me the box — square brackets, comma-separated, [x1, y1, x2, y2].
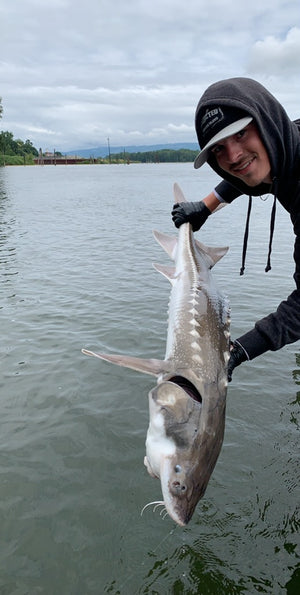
[195, 77, 300, 200]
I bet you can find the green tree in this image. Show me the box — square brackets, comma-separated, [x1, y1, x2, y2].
[0, 131, 15, 154]
[0, 97, 3, 120]
[109, 148, 199, 163]
[0, 129, 39, 165]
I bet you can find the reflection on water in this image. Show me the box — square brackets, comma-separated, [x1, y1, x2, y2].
[0, 164, 299, 594]
[0, 175, 18, 285]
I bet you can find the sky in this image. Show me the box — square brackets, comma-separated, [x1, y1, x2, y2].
[0, 0, 299, 152]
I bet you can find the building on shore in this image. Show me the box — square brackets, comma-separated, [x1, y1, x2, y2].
[35, 150, 88, 165]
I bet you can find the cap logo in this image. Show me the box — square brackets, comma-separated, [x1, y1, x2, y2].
[201, 107, 224, 139]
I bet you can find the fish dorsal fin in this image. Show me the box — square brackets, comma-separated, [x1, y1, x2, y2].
[173, 182, 187, 203]
[195, 240, 229, 267]
[153, 263, 176, 284]
[153, 230, 177, 261]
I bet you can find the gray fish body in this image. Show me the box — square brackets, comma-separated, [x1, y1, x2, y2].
[82, 183, 230, 526]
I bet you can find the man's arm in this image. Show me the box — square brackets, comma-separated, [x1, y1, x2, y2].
[203, 191, 223, 212]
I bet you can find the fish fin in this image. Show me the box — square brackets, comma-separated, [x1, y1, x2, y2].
[153, 263, 176, 283]
[153, 230, 177, 260]
[82, 349, 170, 376]
[152, 182, 188, 259]
[194, 240, 229, 267]
[173, 182, 187, 203]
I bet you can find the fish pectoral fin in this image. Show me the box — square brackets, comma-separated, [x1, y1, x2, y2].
[194, 240, 229, 267]
[153, 230, 177, 260]
[81, 349, 170, 377]
[153, 263, 176, 283]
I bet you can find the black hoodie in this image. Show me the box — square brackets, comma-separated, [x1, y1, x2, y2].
[195, 77, 300, 360]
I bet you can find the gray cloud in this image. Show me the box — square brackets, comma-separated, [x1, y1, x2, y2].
[248, 27, 300, 75]
[0, 0, 299, 151]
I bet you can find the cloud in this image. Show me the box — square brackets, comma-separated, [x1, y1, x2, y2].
[248, 27, 300, 75]
[0, 0, 299, 150]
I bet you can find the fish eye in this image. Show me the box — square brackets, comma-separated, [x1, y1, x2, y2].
[174, 465, 181, 473]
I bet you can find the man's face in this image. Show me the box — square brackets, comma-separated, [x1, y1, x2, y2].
[210, 122, 272, 186]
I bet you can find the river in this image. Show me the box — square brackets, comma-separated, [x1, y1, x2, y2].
[0, 163, 299, 594]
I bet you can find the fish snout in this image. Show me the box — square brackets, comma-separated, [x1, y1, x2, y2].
[169, 464, 188, 498]
[170, 478, 187, 497]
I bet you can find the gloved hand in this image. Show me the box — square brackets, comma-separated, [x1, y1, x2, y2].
[227, 341, 248, 382]
[171, 201, 211, 231]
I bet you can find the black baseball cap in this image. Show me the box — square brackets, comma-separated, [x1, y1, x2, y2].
[194, 105, 252, 169]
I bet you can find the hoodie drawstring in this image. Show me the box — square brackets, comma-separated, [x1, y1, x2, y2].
[265, 196, 277, 272]
[240, 196, 252, 276]
[240, 194, 277, 275]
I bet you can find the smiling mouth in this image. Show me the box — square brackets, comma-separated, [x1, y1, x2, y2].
[232, 156, 256, 175]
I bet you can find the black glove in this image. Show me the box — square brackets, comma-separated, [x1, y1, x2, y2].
[228, 341, 248, 382]
[171, 201, 211, 231]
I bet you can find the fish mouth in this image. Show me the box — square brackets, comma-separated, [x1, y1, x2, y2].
[168, 375, 202, 404]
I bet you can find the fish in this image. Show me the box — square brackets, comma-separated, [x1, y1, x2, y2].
[82, 183, 230, 526]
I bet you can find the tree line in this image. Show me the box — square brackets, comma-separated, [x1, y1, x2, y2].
[0, 131, 38, 157]
[0, 97, 39, 165]
[0, 96, 199, 165]
[111, 148, 199, 163]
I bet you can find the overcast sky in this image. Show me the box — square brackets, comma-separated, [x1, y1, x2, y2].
[0, 0, 299, 152]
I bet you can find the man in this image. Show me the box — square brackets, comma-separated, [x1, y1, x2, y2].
[172, 77, 300, 381]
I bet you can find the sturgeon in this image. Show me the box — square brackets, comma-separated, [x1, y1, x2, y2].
[82, 183, 230, 526]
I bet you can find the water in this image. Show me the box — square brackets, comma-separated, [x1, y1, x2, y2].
[0, 163, 299, 594]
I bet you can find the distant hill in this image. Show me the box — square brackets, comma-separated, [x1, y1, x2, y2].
[66, 142, 199, 158]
